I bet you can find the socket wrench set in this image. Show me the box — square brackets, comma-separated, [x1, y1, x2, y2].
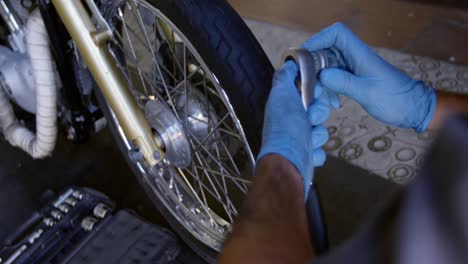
[0, 188, 115, 263]
[0, 187, 180, 264]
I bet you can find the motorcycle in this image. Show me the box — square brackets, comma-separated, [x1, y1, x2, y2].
[0, 0, 273, 261]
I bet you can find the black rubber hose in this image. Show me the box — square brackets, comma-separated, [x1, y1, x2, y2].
[306, 184, 329, 254]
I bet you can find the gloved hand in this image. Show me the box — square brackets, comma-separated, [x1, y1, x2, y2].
[303, 23, 436, 132]
[257, 61, 330, 198]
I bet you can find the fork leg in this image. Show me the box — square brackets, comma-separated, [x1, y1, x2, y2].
[52, 0, 163, 166]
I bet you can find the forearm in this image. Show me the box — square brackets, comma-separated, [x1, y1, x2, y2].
[218, 154, 314, 264]
[429, 91, 468, 130]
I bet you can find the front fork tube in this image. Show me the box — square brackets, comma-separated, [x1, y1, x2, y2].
[51, 0, 163, 166]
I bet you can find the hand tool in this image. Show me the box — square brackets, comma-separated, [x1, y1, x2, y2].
[282, 47, 345, 109]
[281, 47, 345, 255]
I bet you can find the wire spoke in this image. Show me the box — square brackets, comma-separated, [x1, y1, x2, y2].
[155, 19, 185, 75]
[110, 26, 167, 98]
[197, 158, 235, 221]
[119, 8, 150, 96]
[182, 166, 237, 219]
[176, 168, 219, 226]
[106, 1, 255, 242]
[189, 165, 208, 204]
[118, 6, 180, 92]
[192, 151, 237, 219]
[183, 166, 221, 202]
[192, 113, 230, 151]
[181, 113, 241, 140]
[219, 140, 248, 192]
[192, 165, 251, 184]
[188, 130, 247, 195]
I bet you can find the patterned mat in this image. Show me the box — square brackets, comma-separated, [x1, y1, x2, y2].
[245, 19, 468, 184]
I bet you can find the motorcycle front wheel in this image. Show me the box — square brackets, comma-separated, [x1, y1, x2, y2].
[94, 0, 273, 261]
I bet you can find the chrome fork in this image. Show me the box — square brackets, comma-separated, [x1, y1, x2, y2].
[51, 0, 164, 166]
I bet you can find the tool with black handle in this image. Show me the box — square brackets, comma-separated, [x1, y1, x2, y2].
[282, 47, 345, 254]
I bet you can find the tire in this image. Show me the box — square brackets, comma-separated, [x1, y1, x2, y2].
[94, 0, 274, 262]
[151, 0, 273, 155]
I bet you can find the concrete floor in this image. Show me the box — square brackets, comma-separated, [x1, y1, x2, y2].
[0, 130, 206, 262]
[229, 0, 468, 65]
[0, 132, 166, 241]
[0, 127, 399, 250]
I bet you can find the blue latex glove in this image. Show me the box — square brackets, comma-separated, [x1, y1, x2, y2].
[303, 23, 436, 132]
[257, 61, 330, 198]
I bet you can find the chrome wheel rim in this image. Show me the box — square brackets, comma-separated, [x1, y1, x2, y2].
[103, 0, 254, 250]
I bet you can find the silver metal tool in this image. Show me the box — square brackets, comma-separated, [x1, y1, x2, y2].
[282, 47, 344, 110]
[281, 47, 345, 255]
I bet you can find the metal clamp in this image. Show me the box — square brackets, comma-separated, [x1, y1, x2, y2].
[84, 0, 113, 45]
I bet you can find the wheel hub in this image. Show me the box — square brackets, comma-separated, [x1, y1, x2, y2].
[174, 82, 220, 149]
[144, 99, 191, 168]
